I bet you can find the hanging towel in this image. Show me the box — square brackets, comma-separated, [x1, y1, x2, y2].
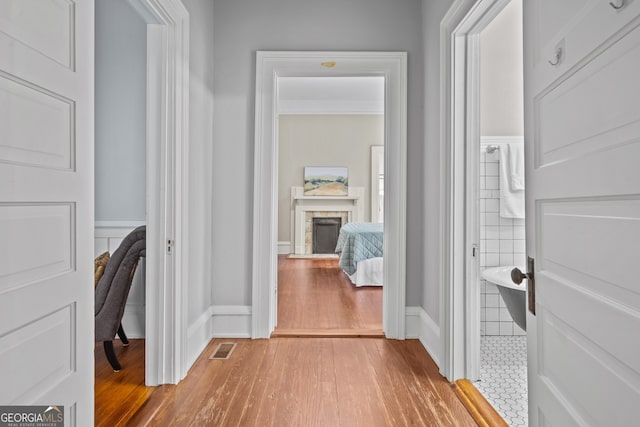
[499, 143, 525, 218]
[508, 143, 525, 190]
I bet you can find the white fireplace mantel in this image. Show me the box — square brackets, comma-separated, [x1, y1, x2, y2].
[290, 186, 364, 255]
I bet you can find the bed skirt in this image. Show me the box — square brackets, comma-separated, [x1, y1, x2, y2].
[347, 257, 383, 287]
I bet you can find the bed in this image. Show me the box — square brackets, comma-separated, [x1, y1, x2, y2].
[334, 222, 383, 287]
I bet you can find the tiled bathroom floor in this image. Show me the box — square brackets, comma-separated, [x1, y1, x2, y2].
[475, 336, 528, 426]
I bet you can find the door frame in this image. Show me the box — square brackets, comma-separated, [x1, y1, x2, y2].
[126, 0, 190, 385]
[252, 51, 407, 339]
[371, 146, 384, 224]
[439, 0, 513, 381]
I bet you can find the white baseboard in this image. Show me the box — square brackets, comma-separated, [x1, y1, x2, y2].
[187, 306, 214, 368]
[406, 306, 441, 368]
[211, 305, 252, 338]
[277, 241, 291, 255]
[185, 305, 252, 370]
[186, 306, 440, 377]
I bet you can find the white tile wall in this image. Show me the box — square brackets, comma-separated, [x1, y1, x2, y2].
[480, 145, 526, 336]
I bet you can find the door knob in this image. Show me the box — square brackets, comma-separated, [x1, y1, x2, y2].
[515, 258, 537, 316]
[511, 267, 530, 284]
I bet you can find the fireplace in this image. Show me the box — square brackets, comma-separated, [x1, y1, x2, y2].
[312, 217, 341, 254]
[291, 186, 363, 255]
[304, 211, 348, 254]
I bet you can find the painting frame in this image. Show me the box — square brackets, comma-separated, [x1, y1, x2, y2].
[303, 166, 348, 196]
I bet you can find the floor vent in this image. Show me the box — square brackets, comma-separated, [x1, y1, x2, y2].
[209, 342, 237, 360]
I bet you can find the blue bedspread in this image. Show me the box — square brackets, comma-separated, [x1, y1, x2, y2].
[335, 222, 383, 275]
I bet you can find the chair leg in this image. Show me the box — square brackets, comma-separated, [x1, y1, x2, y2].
[103, 341, 121, 372]
[117, 324, 129, 346]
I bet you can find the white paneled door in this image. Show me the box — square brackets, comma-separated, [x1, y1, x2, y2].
[0, 1, 94, 424]
[524, 0, 640, 425]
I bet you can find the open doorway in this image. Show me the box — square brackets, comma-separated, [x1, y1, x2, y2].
[273, 77, 385, 336]
[252, 51, 408, 340]
[94, 0, 190, 418]
[444, 0, 527, 425]
[94, 1, 149, 421]
[94, 0, 147, 340]
[473, 2, 527, 425]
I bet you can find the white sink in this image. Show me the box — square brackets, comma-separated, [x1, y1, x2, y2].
[481, 266, 526, 292]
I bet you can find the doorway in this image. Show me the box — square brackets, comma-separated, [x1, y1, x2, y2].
[252, 51, 408, 339]
[443, 0, 527, 425]
[473, 4, 527, 425]
[94, 0, 148, 419]
[94, 0, 189, 388]
[274, 76, 385, 335]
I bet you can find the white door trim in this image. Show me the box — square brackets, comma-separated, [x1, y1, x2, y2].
[129, 0, 190, 385]
[439, 0, 512, 381]
[252, 51, 407, 339]
[371, 146, 384, 224]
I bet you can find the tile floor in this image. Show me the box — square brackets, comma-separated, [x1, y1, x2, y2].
[475, 336, 528, 426]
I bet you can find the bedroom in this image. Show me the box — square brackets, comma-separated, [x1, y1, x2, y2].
[274, 76, 385, 335]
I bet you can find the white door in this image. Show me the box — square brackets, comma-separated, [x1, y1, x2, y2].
[0, 1, 94, 424]
[524, 0, 640, 425]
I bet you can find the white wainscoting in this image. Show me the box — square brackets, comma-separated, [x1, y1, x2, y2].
[405, 306, 441, 368]
[95, 222, 146, 339]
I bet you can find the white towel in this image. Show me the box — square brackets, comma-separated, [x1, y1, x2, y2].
[499, 144, 525, 218]
[508, 143, 525, 190]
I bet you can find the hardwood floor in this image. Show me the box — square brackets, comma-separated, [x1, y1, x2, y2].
[274, 255, 382, 336]
[95, 339, 153, 427]
[120, 338, 476, 426]
[95, 260, 478, 426]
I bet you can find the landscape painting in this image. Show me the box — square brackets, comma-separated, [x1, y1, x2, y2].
[304, 166, 348, 196]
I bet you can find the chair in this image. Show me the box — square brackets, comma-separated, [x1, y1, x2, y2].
[95, 226, 146, 371]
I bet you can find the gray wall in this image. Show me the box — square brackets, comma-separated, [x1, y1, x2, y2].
[480, 0, 523, 136]
[278, 114, 384, 242]
[212, 0, 424, 306]
[183, 0, 215, 325]
[95, 0, 147, 222]
[421, 0, 453, 322]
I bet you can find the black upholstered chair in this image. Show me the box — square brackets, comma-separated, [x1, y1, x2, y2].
[95, 225, 146, 371]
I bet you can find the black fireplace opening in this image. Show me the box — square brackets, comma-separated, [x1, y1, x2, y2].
[312, 217, 342, 254]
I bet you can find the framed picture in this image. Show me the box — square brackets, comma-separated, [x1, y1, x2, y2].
[304, 166, 348, 196]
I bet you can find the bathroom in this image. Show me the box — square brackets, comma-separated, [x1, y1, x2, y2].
[473, 1, 528, 426]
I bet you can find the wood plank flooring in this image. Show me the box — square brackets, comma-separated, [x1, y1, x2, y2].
[275, 255, 382, 335]
[121, 338, 477, 426]
[95, 339, 154, 427]
[95, 259, 478, 426]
